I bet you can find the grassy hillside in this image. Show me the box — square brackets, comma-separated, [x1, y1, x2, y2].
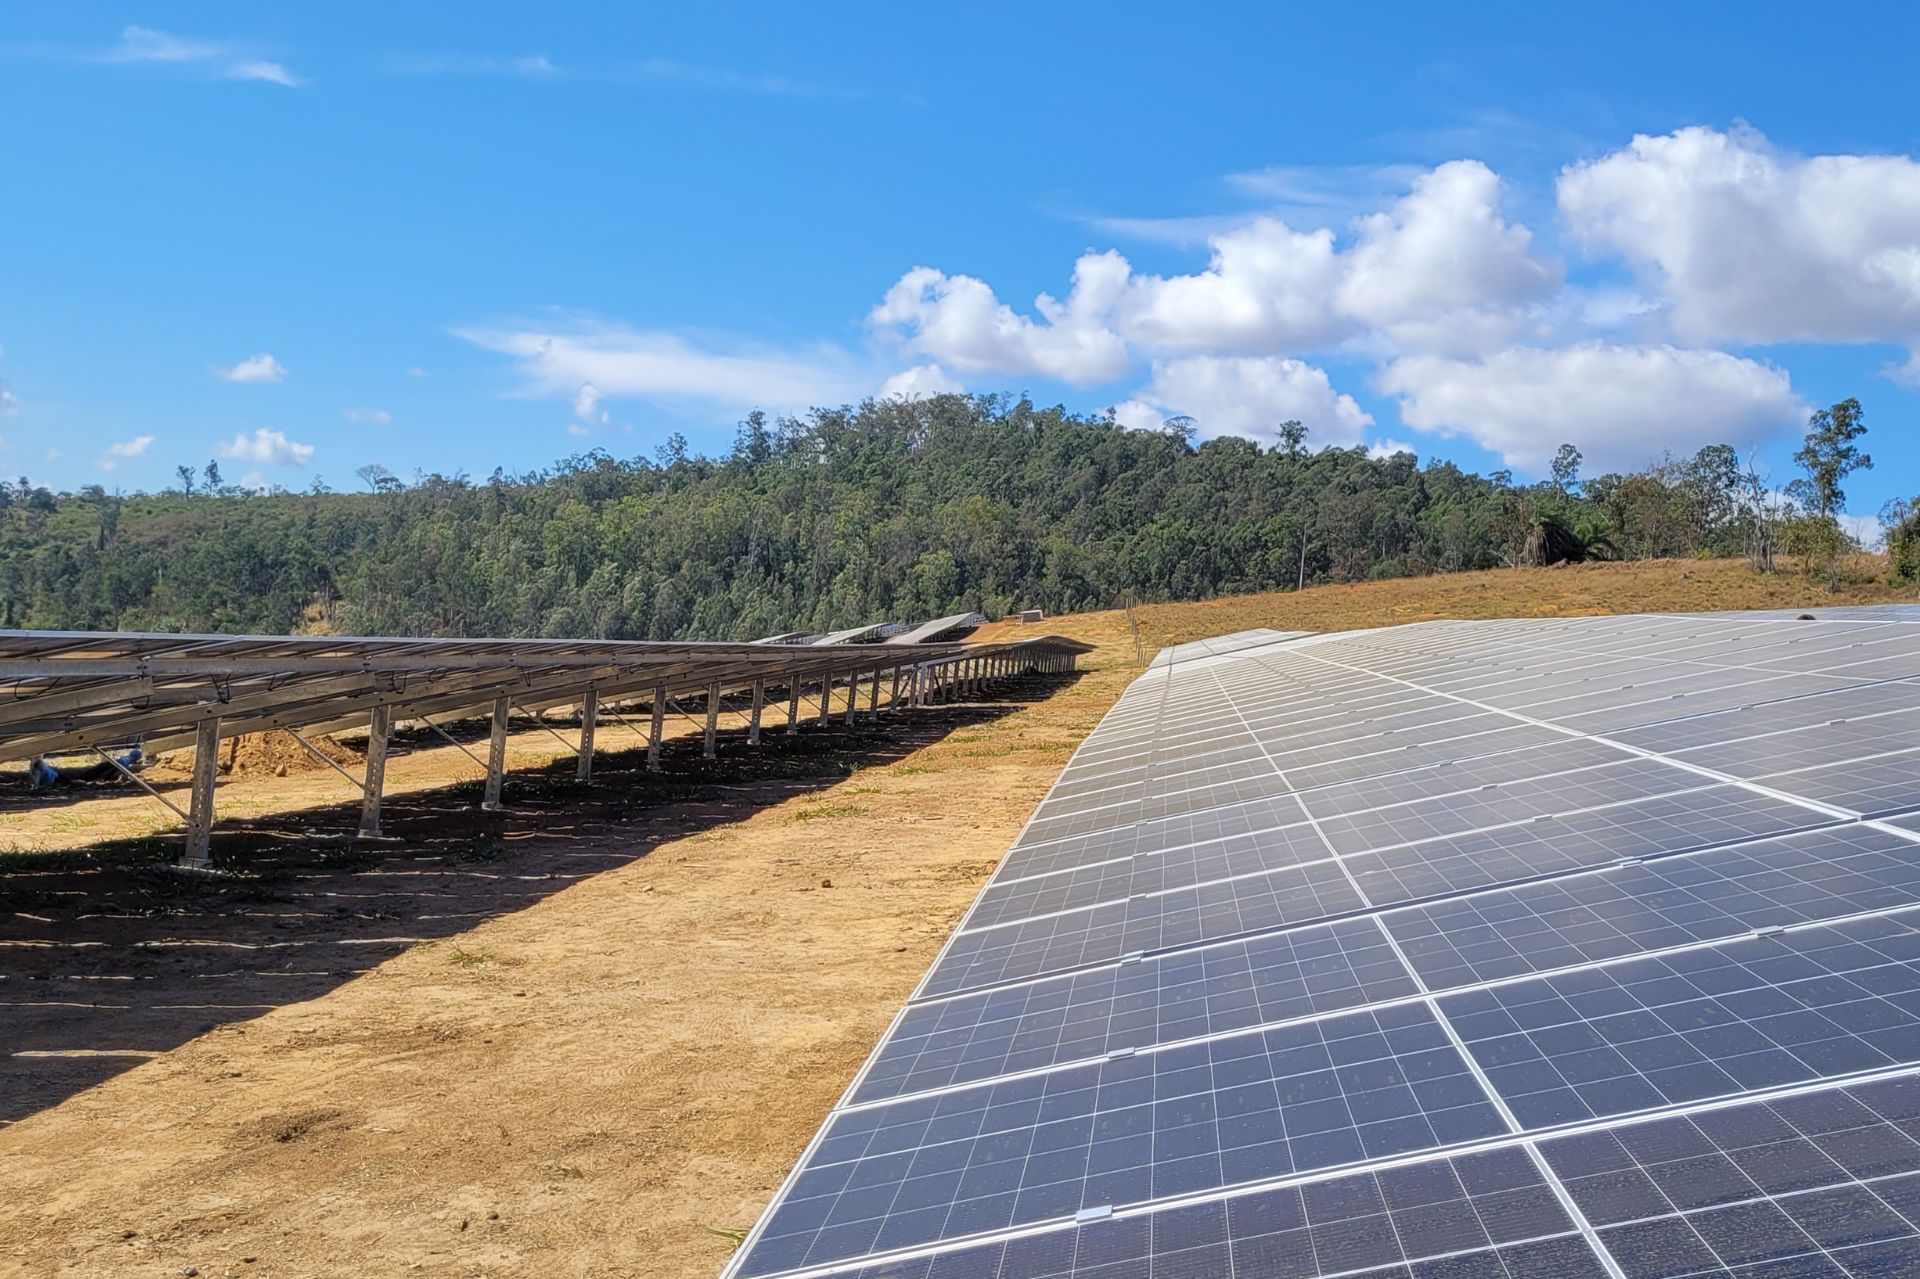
[976, 555, 1918, 665]
[8, 394, 1893, 639]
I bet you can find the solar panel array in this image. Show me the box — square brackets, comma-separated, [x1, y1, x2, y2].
[0, 627, 1085, 765]
[728, 606, 1920, 1279]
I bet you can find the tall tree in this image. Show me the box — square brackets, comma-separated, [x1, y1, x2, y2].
[1549, 443, 1583, 495]
[1788, 397, 1873, 581]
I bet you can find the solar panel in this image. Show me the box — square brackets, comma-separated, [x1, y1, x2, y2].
[727, 604, 1920, 1279]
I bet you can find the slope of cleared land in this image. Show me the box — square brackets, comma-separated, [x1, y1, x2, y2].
[0, 559, 1912, 1279]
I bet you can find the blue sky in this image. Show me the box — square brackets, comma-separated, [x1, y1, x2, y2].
[1, 4, 1915, 531]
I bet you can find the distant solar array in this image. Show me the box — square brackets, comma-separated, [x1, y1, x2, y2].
[0, 621, 1088, 866]
[730, 604, 1920, 1279]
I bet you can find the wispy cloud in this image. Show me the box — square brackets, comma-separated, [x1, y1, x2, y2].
[215, 353, 287, 383]
[94, 434, 154, 472]
[1371, 106, 1598, 163]
[94, 26, 304, 87]
[388, 53, 563, 79]
[102, 27, 223, 64]
[226, 60, 300, 88]
[454, 315, 869, 416]
[343, 407, 392, 424]
[629, 57, 864, 100]
[1078, 212, 1261, 249]
[1226, 163, 1425, 212]
[1075, 163, 1425, 247]
[387, 51, 866, 99]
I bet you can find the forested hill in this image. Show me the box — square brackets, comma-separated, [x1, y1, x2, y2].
[0, 394, 1876, 640]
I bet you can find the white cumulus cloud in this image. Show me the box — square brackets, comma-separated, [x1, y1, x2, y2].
[1368, 438, 1417, 460]
[216, 427, 315, 466]
[870, 160, 1558, 378]
[1560, 126, 1920, 355]
[869, 260, 1131, 384]
[215, 353, 287, 383]
[1380, 343, 1805, 474]
[1336, 160, 1561, 353]
[573, 382, 608, 423]
[878, 364, 963, 399]
[1841, 513, 1886, 552]
[1113, 355, 1373, 446]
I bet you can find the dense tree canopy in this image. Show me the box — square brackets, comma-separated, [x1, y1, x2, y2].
[0, 394, 1875, 639]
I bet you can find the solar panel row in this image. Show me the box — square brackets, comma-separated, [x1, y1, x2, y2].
[729, 608, 1920, 1279]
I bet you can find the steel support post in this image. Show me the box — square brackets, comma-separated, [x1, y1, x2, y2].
[703, 681, 720, 759]
[817, 674, 834, 726]
[844, 670, 859, 726]
[358, 704, 392, 837]
[867, 666, 881, 720]
[576, 687, 598, 782]
[181, 715, 222, 868]
[483, 694, 510, 810]
[787, 678, 802, 733]
[749, 676, 765, 746]
[647, 683, 667, 771]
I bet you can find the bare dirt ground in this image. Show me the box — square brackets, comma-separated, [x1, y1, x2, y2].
[0, 559, 1912, 1279]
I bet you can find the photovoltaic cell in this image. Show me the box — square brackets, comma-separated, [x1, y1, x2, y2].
[741, 1004, 1510, 1276]
[1440, 912, 1920, 1129]
[1311, 757, 1696, 856]
[1539, 1075, 1920, 1277]
[1297, 737, 1634, 820]
[1754, 747, 1920, 818]
[964, 819, 1331, 931]
[1342, 784, 1832, 907]
[856, 918, 1418, 1105]
[1384, 825, 1920, 991]
[842, 1146, 1609, 1278]
[923, 859, 1365, 997]
[997, 788, 1327, 883]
